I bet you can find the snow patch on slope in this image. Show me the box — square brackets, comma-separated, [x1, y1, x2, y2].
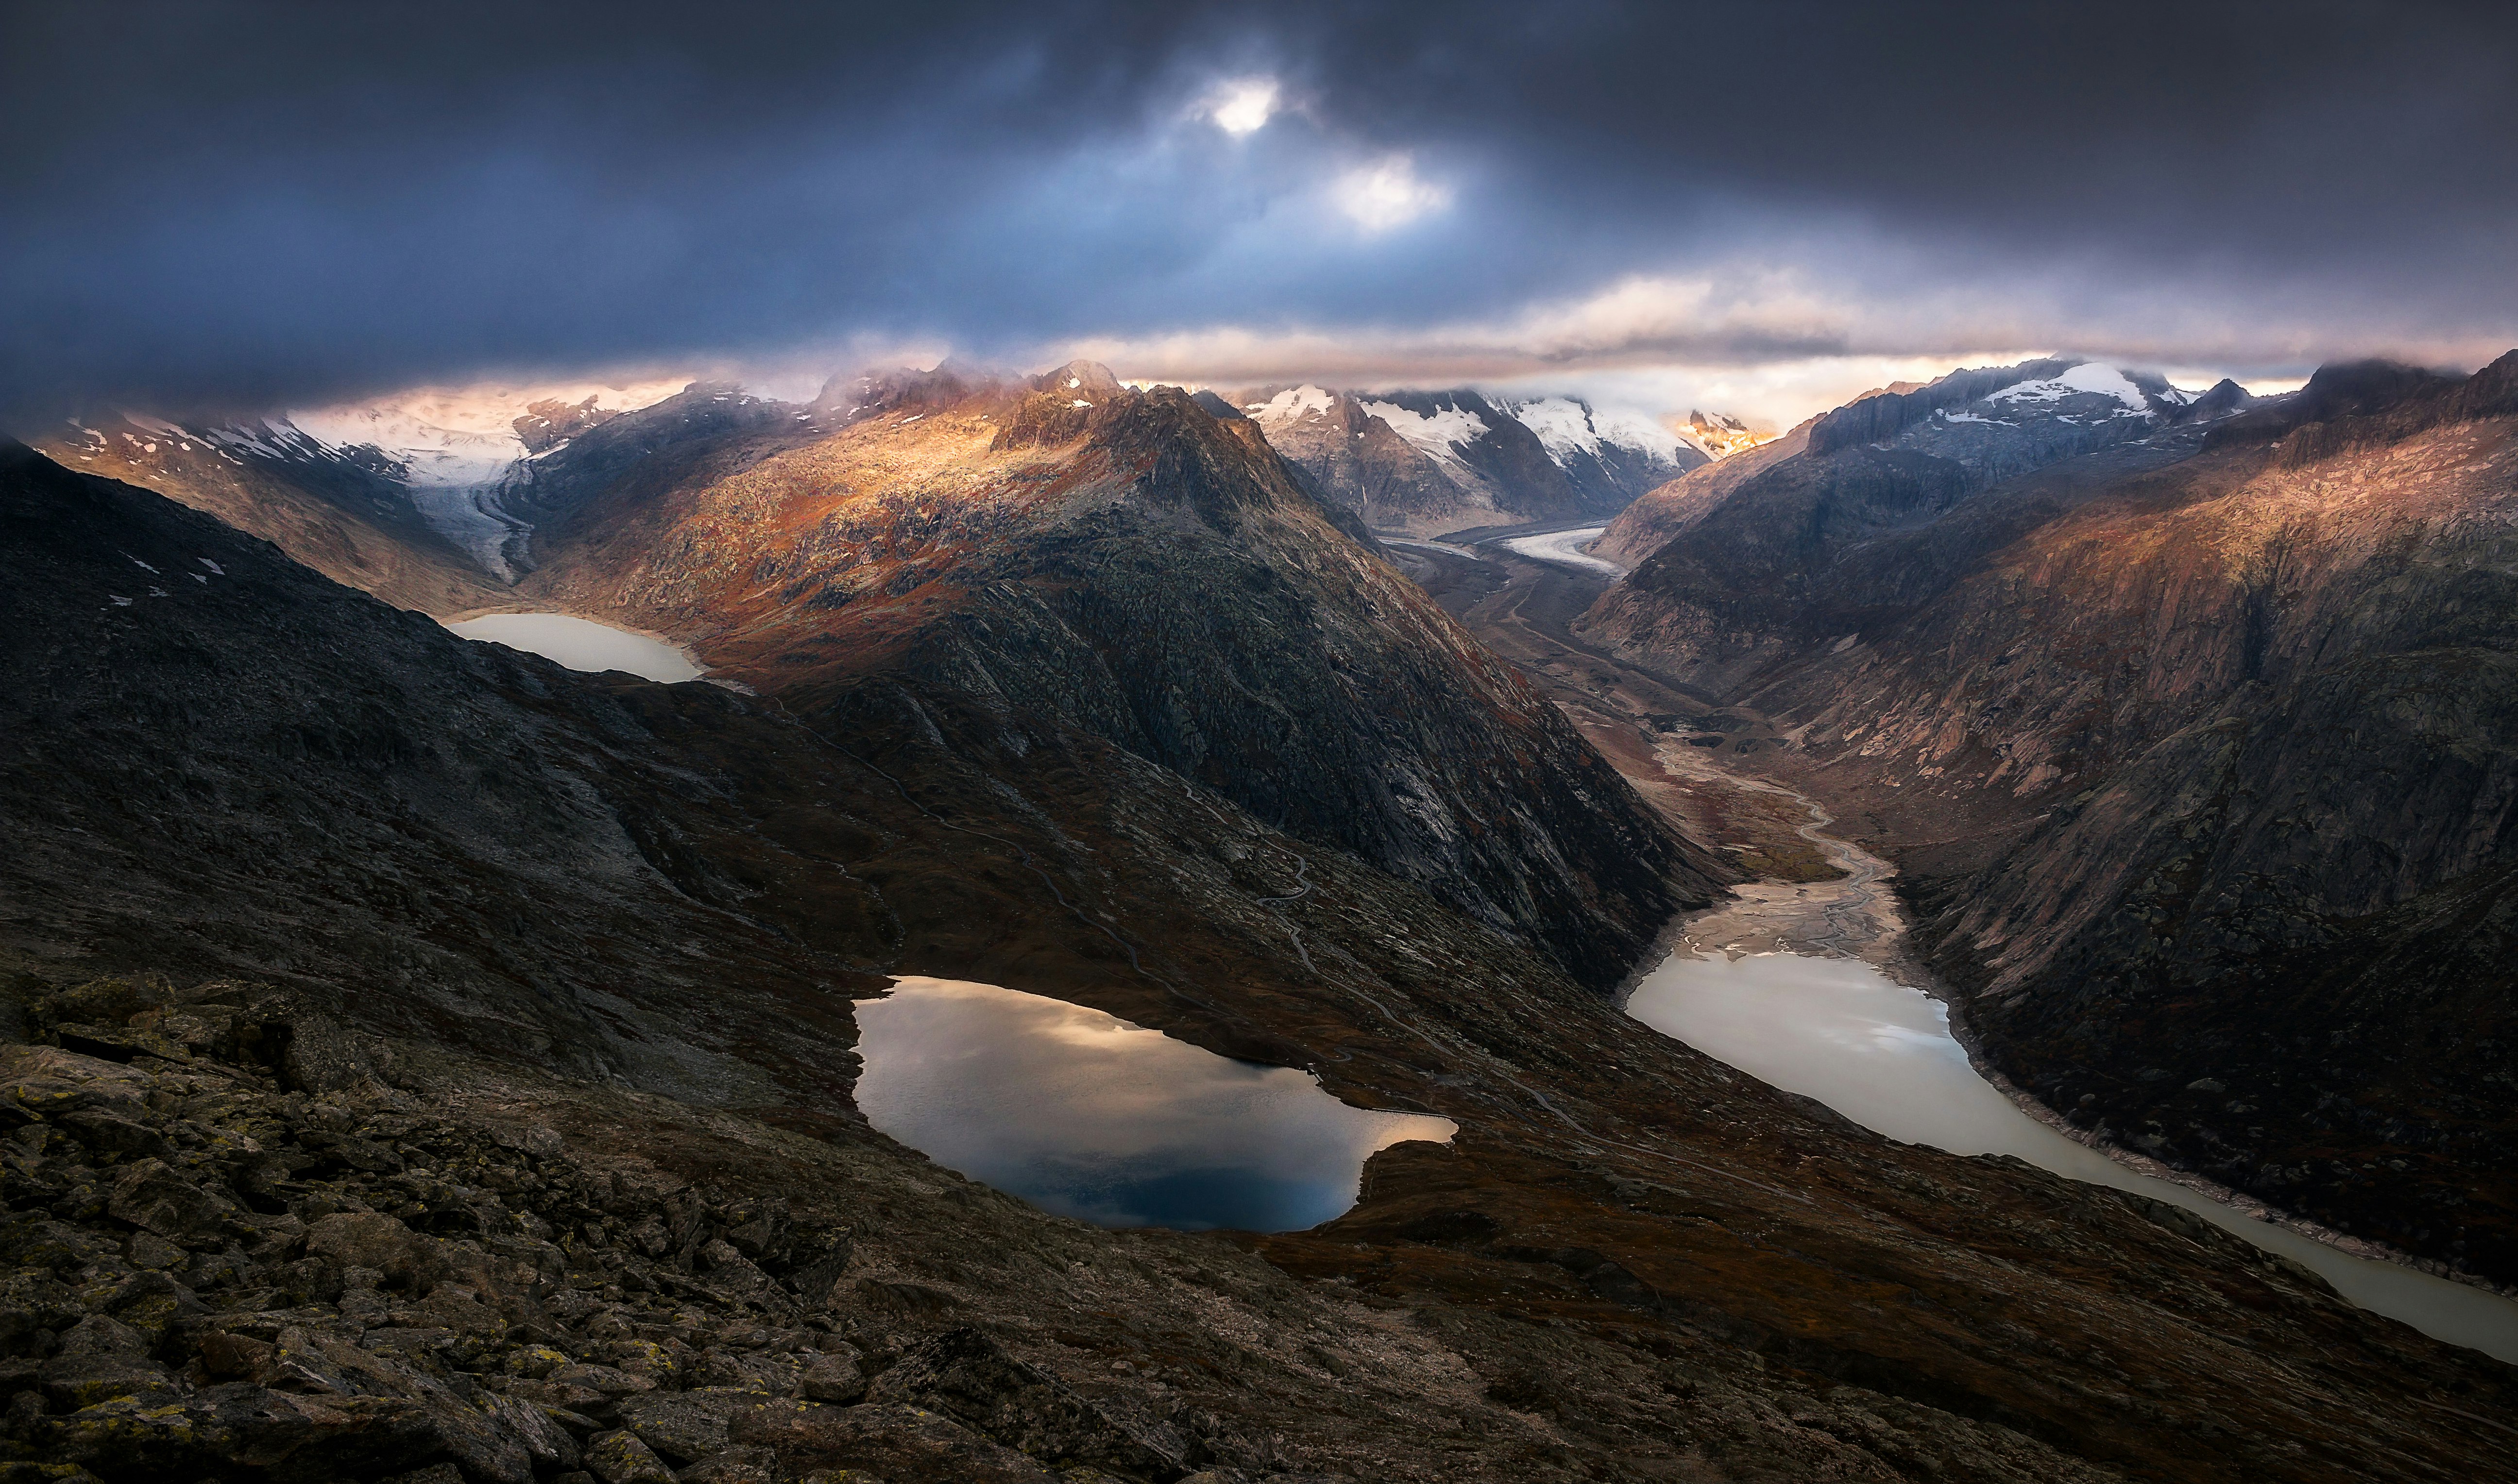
[1987, 362, 2153, 415]
[1506, 396, 1694, 466]
[1359, 398, 1489, 472]
[1508, 398, 1606, 459]
[1243, 386, 1338, 428]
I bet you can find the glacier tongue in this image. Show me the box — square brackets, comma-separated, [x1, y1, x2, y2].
[289, 379, 681, 581]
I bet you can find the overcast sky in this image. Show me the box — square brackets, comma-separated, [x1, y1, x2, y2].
[8, 0, 2515, 428]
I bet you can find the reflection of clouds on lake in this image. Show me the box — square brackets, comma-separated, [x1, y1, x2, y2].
[1627, 949, 2518, 1365]
[851, 977, 1453, 1231]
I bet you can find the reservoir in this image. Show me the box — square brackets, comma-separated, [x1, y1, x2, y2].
[1628, 945, 2518, 1364]
[444, 612, 703, 682]
[851, 976, 1454, 1231]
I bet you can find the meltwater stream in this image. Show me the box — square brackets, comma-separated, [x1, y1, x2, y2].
[852, 977, 1454, 1231]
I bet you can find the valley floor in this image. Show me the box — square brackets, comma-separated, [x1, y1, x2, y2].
[1387, 531, 2518, 1329]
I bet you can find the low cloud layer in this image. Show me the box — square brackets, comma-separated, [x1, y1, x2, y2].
[8, 1, 2513, 426]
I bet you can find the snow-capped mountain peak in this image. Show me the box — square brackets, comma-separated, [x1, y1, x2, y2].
[1984, 361, 2156, 416]
[1685, 410, 1767, 458]
[1242, 385, 1339, 428]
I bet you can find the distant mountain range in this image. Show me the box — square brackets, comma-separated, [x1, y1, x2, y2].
[1222, 384, 1711, 534]
[33, 373, 1744, 594]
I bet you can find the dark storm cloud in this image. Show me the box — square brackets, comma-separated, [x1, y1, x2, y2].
[5, 0, 2513, 415]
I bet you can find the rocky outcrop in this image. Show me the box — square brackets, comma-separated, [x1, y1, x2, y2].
[511, 398, 620, 455]
[0, 982, 1357, 1484]
[1579, 353, 2518, 1283]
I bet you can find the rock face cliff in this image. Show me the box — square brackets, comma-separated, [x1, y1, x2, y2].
[1230, 385, 1705, 535]
[6, 441, 2514, 1484]
[1582, 354, 2518, 1284]
[508, 365, 1721, 989]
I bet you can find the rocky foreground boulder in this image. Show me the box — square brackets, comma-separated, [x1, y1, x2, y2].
[0, 975, 1324, 1484]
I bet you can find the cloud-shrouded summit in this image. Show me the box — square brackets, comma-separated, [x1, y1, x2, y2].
[7, 0, 2515, 424]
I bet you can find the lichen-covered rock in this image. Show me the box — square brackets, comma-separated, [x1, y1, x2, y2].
[797, 1348, 865, 1405]
[102, 1161, 237, 1246]
[618, 1386, 781, 1465]
[303, 1213, 427, 1285]
[582, 1427, 676, 1484]
[868, 1326, 1185, 1480]
[0, 1049, 150, 1123]
[732, 1400, 1056, 1482]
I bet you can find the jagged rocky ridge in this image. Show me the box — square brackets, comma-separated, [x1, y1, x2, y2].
[7, 445, 2517, 1481]
[1582, 354, 2518, 1284]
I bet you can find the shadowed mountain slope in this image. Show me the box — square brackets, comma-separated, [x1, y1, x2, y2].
[1582, 354, 2518, 1283]
[6, 445, 2517, 1483]
[507, 366, 1718, 989]
[31, 411, 503, 614]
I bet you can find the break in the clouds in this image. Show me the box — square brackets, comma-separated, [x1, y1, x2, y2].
[5, 0, 2514, 426]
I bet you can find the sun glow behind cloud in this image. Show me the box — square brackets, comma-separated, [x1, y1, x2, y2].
[1331, 154, 1450, 233]
[1199, 76, 1281, 135]
[9, 4, 2516, 426]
